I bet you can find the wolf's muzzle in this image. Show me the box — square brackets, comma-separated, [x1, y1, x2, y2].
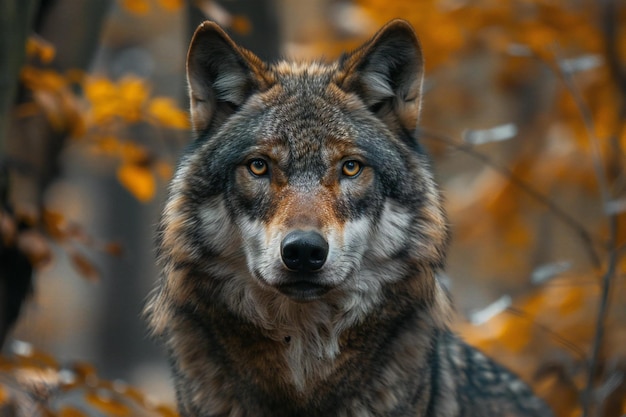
[280, 230, 329, 272]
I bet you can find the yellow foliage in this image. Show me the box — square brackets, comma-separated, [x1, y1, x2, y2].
[83, 76, 189, 132]
[118, 77, 150, 122]
[117, 163, 156, 202]
[92, 136, 150, 164]
[26, 35, 56, 63]
[355, 0, 608, 71]
[84, 76, 150, 124]
[148, 98, 189, 129]
[84, 77, 123, 124]
[19, 67, 86, 136]
[21, 67, 65, 92]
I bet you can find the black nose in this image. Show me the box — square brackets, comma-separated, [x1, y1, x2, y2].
[281, 230, 329, 272]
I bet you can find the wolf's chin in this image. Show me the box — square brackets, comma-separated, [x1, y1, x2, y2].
[276, 281, 332, 302]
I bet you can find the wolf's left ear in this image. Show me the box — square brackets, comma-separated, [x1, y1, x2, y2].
[186, 21, 272, 133]
[338, 19, 424, 133]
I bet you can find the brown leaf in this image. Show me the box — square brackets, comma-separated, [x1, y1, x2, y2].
[68, 249, 100, 282]
[42, 209, 67, 240]
[102, 242, 124, 257]
[231, 15, 252, 35]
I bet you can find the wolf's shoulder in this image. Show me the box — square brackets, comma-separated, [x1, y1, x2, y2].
[433, 331, 553, 417]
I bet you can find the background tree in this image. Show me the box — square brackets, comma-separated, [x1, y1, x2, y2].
[0, 1, 624, 416]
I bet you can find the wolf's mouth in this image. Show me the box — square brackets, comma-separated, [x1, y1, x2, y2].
[276, 281, 331, 302]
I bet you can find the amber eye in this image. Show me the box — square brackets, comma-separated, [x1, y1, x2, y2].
[248, 159, 268, 176]
[342, 160, 362, 177]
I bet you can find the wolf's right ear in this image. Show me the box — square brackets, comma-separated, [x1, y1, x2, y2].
[186, 22, 272, 133]
[337, 19, 424, 133]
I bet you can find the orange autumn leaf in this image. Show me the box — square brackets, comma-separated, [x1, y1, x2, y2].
[499, 323, 531, 353]
[155, 404, 179, 417]
[102, 242, 124, 257]
[117, 163, 156, 202]
[58, 407, 89, 417]
[231, 15, 252, 35]
[25, 35, 56, 63]
[475, 313, 532, 353]
[0, 385, 7, 404]
[42, 210, 66, 240]
[120, 0, 150, 15]
[517, 291, 546, 321]
[557, 286, 586, 316]
[158, 0, 184, 11]
[68, 249, 100, 282]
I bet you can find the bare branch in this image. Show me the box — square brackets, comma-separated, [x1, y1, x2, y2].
[506, 307, 587, 362]
[417, 127, 603, 269]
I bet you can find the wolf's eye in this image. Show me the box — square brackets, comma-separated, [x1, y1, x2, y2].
[248, 159, 268, 176]
[342, 160, 362, 177]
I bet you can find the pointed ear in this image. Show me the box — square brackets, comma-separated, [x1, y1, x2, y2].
[337, 19, 425, 132]
[186, 21, 272, 132]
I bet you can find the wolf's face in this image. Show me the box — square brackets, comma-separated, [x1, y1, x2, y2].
[205, 67, 436, 303]
[156, 20, 448, 323]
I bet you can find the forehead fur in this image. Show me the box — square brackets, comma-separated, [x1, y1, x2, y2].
[263, 60, 350, 103]
[247, 61, 367, 138]
[272, 60, 339, 78]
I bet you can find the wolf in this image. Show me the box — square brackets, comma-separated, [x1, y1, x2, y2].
[145, 19, 554, 417]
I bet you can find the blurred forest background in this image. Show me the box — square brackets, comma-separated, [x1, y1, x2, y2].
[0, 0, 625, 416]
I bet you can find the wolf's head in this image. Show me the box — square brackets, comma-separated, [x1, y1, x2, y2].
[148, 20, 449, 338]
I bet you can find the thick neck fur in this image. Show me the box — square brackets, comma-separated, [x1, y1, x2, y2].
[164, 253, 451, 394]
